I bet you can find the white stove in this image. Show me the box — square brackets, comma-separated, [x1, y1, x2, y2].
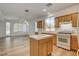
[57, 32, 71, 50]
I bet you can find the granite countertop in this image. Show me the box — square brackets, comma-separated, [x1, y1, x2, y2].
[29, 34, 53, 40]
[42, 31, 77, 36]
[41, 31, 57, 35]
[71, 34, 77, 35]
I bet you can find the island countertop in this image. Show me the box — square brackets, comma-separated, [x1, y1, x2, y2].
[29, 34, 53, 40]
[30, 34, 53, 56]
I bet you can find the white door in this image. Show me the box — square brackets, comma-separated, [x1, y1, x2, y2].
[6, 22, 10, 36]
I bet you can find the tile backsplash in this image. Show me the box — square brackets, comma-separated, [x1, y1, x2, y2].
[36, 27, 77, 35]
[55, 27, 77, 34]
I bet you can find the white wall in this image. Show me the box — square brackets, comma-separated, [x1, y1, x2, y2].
[0, 10, 6, 37]
[28, 20, 35, 35]
[0, 20, 6, 37]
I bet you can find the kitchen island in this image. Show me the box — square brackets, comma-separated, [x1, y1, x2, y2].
[41, 32, 57, 45]
[29, 34, 53, 56]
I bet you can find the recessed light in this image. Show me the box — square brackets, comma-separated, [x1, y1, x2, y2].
[24, 20, 29, 26]
[43, 9, 47, 12]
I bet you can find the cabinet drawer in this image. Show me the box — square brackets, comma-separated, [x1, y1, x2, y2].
[48, 41, 52, 54]
[71, 35, 78, 50]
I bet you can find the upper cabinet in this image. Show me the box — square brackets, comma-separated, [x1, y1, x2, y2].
[71, 13, 78, 27]
[55, 13, 78, 28]
[37, 20, 44, 28]
[59, 16, 64, 22]
[64, 15, 72, 22]
[55, 17, 59, 28]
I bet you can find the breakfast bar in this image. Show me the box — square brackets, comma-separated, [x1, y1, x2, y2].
[29, 34, 53, 56]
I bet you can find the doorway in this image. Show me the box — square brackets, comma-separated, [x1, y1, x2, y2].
[6, 22, 10, 36]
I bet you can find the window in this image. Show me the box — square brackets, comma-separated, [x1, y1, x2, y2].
[45, 17, 55, 31]
[14, 23, 27, 32]
[35, 22, 38, 32]
[22, 24, 27, 32]
[14, 23, 19, 32]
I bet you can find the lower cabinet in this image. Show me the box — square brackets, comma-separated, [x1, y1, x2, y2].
[53, 34, 57, 45]
[41, 33, 57, 45]
[55, 13, 78, 28]
[30, 37, 53, 56]
[39, 43, 48, 56]
[71, 35, 78, 50]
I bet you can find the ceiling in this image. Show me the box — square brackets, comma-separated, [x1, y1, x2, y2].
[0, 3, 78, 21]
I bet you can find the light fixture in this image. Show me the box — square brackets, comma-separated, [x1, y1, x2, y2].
[24, 10, 29, 26]
[42, 3, 53, 12]
[24, 20, 29, 26]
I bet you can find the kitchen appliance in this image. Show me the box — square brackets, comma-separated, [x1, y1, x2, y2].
[57, 22, 72, 50]
[57, 32, 71, 50]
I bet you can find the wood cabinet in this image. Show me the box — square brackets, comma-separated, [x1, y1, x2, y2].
[39, 43, 48, 56]
[53, 34, 57, 45]
[55, 17, 60, 28]
[59, 16, 64, 22]
[30, 36, 53, 56]
[71, 13, 78, 27]
[55, 13, 78, 28]
[71, 35, 78, 50]
[64, 15, 72, 22]
[41, 33, 57, 45]
[37, 20, 44, 28]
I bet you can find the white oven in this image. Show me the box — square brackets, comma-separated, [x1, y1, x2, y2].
[57, 33, 71, 50]
[57, 22, 72, 50]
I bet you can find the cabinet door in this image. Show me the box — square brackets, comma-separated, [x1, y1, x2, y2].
[30, 39, 39, 56]
[59, 16, 64, 22]
[48, 41, 52, 55]
[53, 34, 57, 45]
[64, 15, 72, 22]
[71, 13, 77, 27]
[55, 17, 59, 28]
[39, 43, 48, 56]
[71, 35, 78, 50]
[37, 20, 43, 28]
